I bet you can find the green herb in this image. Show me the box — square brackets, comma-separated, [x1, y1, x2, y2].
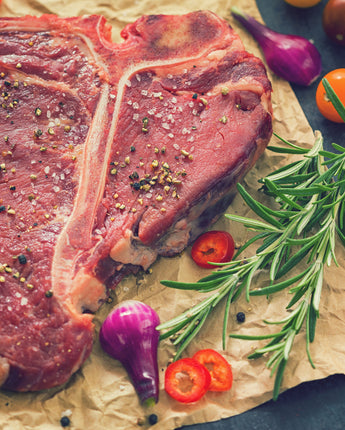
[157, 79, 345, 400]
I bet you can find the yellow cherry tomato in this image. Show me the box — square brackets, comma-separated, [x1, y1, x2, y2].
[284, 0, 322, 7]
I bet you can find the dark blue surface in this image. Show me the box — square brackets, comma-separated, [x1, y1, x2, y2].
[179, 1, 345, 429]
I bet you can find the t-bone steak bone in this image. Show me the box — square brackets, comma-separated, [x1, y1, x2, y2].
[0, 11, 272, 391]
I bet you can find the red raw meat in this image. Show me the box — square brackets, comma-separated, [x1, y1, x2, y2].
[0, 11, 272, 391]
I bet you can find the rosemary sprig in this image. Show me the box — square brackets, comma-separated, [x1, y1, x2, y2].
[156, 79, 345, 399]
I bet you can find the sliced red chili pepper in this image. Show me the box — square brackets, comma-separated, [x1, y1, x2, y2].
[164, 358, 211, 403]
[192, 349, 233, 392]
[191, 231, 235, 269]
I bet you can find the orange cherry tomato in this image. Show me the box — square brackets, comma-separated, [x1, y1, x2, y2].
[191, 231, 235, 269]
[164, 358, 211, 403]
[193, 349, 233, 392]
[284, 0, 322, 7]
[316, 69, 345, 123]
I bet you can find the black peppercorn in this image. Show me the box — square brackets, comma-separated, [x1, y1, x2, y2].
[236, 311, 246, 323]
[18, 254, 27, 264]
[60, 416, 70, 427]
[148, 414, 158, 425]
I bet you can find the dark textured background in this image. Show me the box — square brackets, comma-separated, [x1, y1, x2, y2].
[179, 1, 345, 428]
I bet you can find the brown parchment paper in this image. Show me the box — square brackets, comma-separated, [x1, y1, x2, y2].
[1, 0, 345, 429]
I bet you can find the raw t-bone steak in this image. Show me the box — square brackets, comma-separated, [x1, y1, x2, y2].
[0, 11, 272, 391]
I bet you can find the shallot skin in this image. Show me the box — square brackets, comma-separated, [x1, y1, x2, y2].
[231, 7, 322, 86]
[99, 300, 160, 405]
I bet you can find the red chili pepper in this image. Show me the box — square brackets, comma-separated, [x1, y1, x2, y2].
[164, 358, 211, 403]
[191, 231, 235, 269]
[192, 349, 233, 392]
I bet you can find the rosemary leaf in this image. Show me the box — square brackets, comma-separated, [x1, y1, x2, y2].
[272, 132, 309, 152]
[254, 342, 285, 355]
[266, 146, 308, 154]
[225, 214, 281, 232]
[256, 232, 281, 254]
[173, 306, 211, 361]
[229, 330, 290, 341]
[306, 306, 316, 369]
[283, 330, 295, 360]
[233, 231, 271, 259]
[250, 268, 309, 296]
[286, 283, 309, 309]
[323, 78, 345, 122]
[275, 237, 318, 279]
[307, 300, 318, 344]
[223, 288, 235, 349]
[331, 142, 345, 153]
[236, 183, 284, 229]
[312, 264, 324, 312]
[273, 359, 288, 401]
[156, 294, 216, 331]
[336, 224, 345, 247]
[264, 160, 306, 182]
[159, 315, 195, 341]
[160, 279, 220, 291]
[263, 179, 304, 210]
